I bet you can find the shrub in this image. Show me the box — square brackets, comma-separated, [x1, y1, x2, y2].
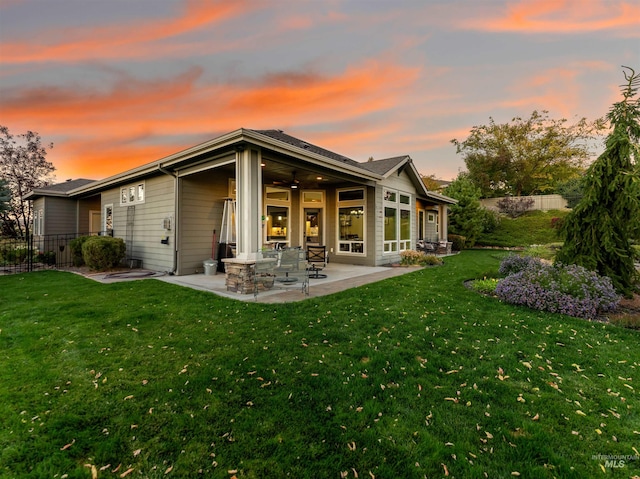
[496, 196, 535, 218]
[471, 277, 500, 295]
[495, 262, 620, 319]
[36, 251, 56, 265]
[481, 208, 501, 233]
[400, 250, 443, 266]
[498, 254, 543, 276]
[81, 236, 126, 271]
[448, 234, 466, 251]
[69, 236, 91, 267]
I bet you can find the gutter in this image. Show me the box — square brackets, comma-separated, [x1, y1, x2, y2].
[158, 165, 179, 275]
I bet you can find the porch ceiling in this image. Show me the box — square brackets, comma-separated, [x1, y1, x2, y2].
[260, 157, 374, 189]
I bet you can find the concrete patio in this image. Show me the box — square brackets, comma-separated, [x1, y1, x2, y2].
[87, 263, 421, 303]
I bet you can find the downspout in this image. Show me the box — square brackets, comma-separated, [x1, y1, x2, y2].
[158, 165, 179, 275]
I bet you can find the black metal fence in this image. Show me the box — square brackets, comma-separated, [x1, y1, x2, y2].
[0, 231, 112, 274]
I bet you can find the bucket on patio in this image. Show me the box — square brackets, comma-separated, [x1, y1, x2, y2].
[203, 259, 218, 276]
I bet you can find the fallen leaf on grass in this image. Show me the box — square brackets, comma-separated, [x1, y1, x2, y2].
[124, 395, 134, 401]
[164, 465, 173, 474]
[441, 463, 449, 476]
[575, 410, 587, 417]
[84, 464, 98, 479]
[532, 413, 539, 421]
[120, 468, 134, 478]
[60, 439, 75, 450]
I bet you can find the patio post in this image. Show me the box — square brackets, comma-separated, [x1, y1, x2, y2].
[234, 146, 262, 260]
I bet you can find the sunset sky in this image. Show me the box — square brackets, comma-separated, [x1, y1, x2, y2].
[1, 0, 638, 183]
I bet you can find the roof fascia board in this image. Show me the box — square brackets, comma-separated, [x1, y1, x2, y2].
[176, 155, 235, 177]
[24, 190, 69, 200]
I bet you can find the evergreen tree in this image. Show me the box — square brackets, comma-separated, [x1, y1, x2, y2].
[556, 67, 640, 296]
[443, 173, 487, 247]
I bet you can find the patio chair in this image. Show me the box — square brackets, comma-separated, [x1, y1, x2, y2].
[306, 245, 328, 279]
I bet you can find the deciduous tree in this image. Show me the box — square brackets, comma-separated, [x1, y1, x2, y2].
[451, 111, 605, 197]
[0, 126, 55, 237]
[556, 67, 640, 296]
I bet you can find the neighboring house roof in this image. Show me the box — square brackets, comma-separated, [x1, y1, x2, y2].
[25, 178, 95, 199]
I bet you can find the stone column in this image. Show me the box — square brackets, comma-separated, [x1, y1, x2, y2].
[235, 146, 262, 260]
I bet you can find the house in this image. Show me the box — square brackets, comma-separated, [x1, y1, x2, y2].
[27, 128, 455, 289]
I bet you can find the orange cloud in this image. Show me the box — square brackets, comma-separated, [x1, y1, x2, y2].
[457, 0, 640, 36]
[0, 1, 252, 64]
[1, 58, 424, 180]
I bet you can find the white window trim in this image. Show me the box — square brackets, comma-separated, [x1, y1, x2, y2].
[383, 188, 412, 253]
[120, 182, 145, 206]
[337, 187, 366, 255]
[34, 208, 44, 235]
[104, 204, 114, 232]
[264, 186, 291, 245]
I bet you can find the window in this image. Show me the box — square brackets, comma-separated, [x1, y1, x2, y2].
[266, 187, 289, 201]
[384, 207, 397, 252]
[266, 206, 289, 242]
[302, 191, 323, 203]
[34, 209, 43, 235]
[104, 204, 113, 232]
[120, 182, 145, 205]
[400, 209, 411, 250]
[337, 188, 365, 255]
[339, 189, 364, 201]
[265, 186, 291, 244]
[384, 188, 412, 253]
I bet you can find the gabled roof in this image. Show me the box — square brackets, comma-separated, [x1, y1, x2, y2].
[24, 128, 455, 205]
[358, 156, 410, 176]
[25, 178, 95, 199]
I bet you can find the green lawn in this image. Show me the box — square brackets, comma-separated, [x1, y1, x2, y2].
[1, 250, 638, 478]
[476, 210, 570, 247]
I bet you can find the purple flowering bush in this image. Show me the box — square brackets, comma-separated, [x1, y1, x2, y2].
[496, 258, 620, 319]
[498, 254, 544, 276]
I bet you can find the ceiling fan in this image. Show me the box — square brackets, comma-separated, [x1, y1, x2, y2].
[272, 171, 300, 189]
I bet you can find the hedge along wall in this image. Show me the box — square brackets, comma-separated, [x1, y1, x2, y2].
[480, 194, 569, 212]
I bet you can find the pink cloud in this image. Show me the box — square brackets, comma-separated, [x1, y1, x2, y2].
[457, 0, 640, 36]
[0, 1, 253, 64]
[1, 58, 424, 180]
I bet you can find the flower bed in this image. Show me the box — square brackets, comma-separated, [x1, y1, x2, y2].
[495, 258, 620, 319]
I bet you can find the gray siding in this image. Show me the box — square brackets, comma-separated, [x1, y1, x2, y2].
[43, 197, 76, 235]
[104, 174, 175, 272]
[178, 171, 229, 275]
